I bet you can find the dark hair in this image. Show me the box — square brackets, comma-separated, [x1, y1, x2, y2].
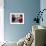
[12, 14, 15, 17]
[20, 14, 23, 17]
[12, 14, 16, 22]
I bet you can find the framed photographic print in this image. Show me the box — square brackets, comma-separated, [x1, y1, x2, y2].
[10, 13, 24, 24]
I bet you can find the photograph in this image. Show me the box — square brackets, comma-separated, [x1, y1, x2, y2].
[10, 13, 24, 24]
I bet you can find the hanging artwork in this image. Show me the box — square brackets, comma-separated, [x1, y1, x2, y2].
[10, 13, 24, 24]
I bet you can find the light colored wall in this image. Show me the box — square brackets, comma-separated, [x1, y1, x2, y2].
[40, 0, 46, 45]
[0, 0, 4, 42]
[40, 0, 46, 26]
[4, 0, 40, 42]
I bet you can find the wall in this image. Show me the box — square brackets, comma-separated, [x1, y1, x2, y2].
[4, 0, 40, 42]
[0, 0, 4, 42]
[40, 0, 46, 45]
[40, 0, 46, 26]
